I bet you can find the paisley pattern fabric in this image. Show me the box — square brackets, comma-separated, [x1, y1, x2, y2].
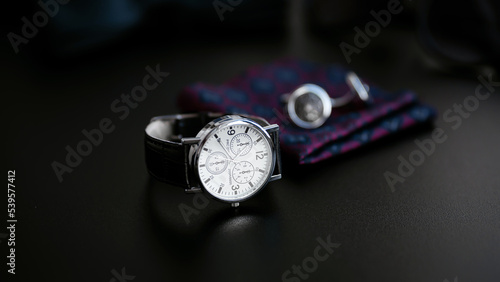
[178, 59, 436, 164]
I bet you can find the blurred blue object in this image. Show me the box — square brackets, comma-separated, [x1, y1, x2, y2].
[51, 0, 144, 54]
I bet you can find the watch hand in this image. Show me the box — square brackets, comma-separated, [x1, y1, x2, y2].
[216, 138, 233, 158]
[231, 144, 249, 160]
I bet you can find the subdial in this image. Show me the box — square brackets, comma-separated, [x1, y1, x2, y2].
[232, 161, 255, 184]
[205, 152, 228, 175]
[230, 133, 252, 157]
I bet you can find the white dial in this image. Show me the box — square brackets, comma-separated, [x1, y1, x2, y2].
[197, 122, 273, 202]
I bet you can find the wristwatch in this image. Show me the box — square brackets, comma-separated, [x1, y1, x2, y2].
[144, 113, 282, 207]
[281, 72, 371, 129]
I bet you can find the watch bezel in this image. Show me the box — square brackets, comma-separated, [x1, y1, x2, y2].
[190, 115, 277, 203]
[287, 84, 332, 129]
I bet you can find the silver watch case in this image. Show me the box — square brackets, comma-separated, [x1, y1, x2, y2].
[185, 115, 281, 205]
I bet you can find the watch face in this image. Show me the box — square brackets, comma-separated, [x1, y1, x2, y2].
[196, 120, 274, 202]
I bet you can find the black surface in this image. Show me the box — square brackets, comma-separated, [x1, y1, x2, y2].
[4, 4, 500, 282]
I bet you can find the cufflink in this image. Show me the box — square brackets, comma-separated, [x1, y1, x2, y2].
[281, 72, 370, 129]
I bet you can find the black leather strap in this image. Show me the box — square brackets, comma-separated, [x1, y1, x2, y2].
[144, 134, 186, 187]
[144, 113, 274, 189]
[144, 113, 222, 188]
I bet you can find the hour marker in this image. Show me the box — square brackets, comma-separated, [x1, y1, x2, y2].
[204, 178, 211, 183]
[200, 164, 205, 167]
[249, 182, 254, 187]
[214, 134, 219, 139]
[234, 190, 238, 194]
[256, 151, 263, 154]
[245, 127, 249, 133]
[203, 148, 208, 151]
[258, 169, 265, 173]
[255, 137, 262, 143]
[218, 187, 222, 193]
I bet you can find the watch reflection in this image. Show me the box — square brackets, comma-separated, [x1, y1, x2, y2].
[145, 176, 282, 280]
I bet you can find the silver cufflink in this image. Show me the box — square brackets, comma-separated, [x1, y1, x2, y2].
[281, 72, 371, 129]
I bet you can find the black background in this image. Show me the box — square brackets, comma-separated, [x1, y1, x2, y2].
[3, 0, 500, 281]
